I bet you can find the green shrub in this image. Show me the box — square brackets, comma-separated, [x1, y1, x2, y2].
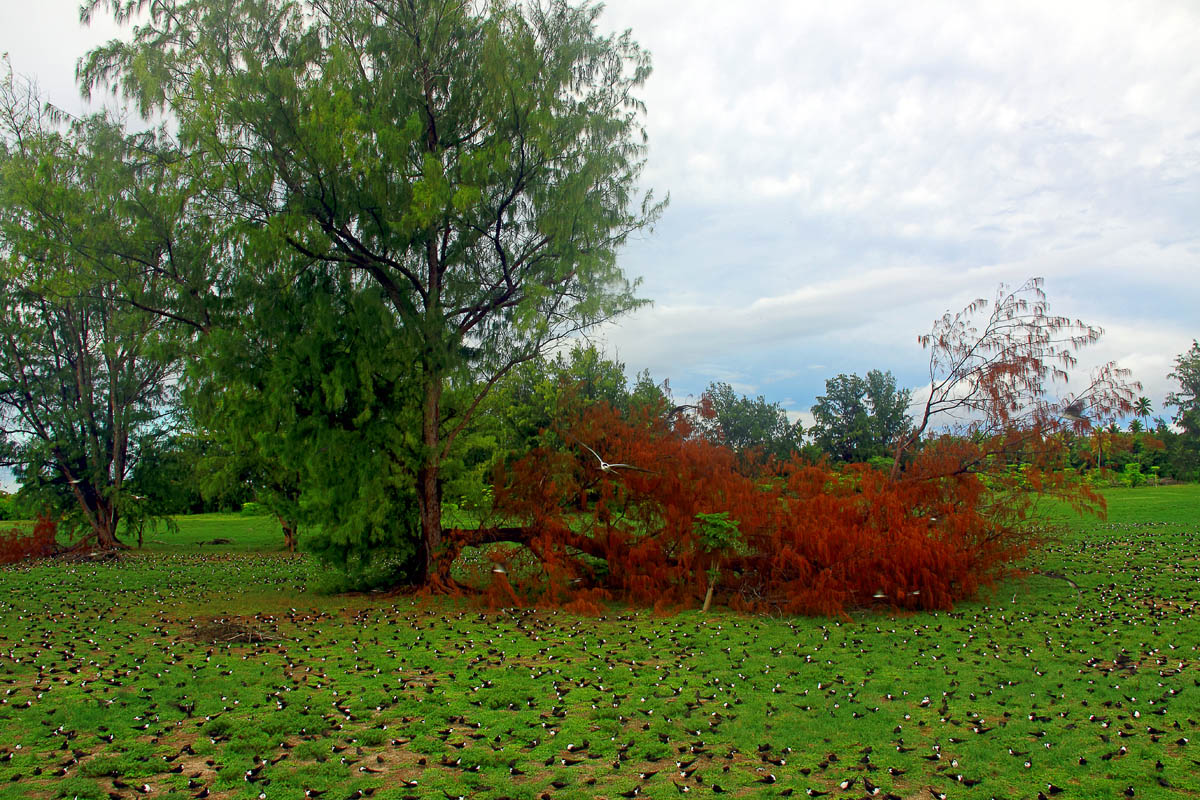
[306, 545, 418, 593]
[1122, 462, 1146, 488]
[77, 755, 126, 779]
[204, 716, 233, 736]
[240, 501, 270, 516]
[866, 455, 894, 473]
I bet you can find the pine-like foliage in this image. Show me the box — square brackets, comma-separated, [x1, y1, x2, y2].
[445, 395, 1098, 616]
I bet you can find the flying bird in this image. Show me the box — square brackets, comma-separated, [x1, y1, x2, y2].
[575, 440, 656, 474]
[1061, 399, 1088, 423]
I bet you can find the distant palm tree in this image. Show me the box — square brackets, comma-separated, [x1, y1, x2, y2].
[1134, 396, 1152, 428]
[1129, 419, 1143, 434]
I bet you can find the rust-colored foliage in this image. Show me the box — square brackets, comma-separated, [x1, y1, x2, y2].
[446, 280, 1135, 616]
[464, 401, 1080, 616]
[0, 513, 59, 564]
[895, 278, 1138, 477]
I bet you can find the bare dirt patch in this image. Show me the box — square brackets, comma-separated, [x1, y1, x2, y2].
[187, 617, 279, 644]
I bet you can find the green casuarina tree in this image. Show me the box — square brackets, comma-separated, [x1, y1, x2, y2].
[809, 370, 912, 464]
[188, 367, 306, 553]
[1165, 341, 1200, 432]
[82, 0, 663, 582]
[187, 267, 424, 566]
[126, 428, 216, 516]
[1165, 340, 1200, 480]
[696, 382, 802, 466]
[0, 76, 188, 548]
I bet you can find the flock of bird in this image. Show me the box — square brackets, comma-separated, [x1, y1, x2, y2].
[0, 518, 1195, 799]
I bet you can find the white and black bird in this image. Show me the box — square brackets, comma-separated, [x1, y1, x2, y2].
[575, 441, 655, 474]
[1061, 399, 1088, 423]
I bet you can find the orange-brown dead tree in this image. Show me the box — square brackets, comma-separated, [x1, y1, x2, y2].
[438, 279, 1139, 615]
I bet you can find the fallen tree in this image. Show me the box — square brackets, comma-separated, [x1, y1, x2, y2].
[431, 280, 1138, 615]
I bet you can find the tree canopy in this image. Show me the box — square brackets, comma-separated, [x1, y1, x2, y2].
[696, 381, 802, 466]
[808, 370, 911, 463]
[0, 75, 186, 547]
[1166, 341, 1200, 434]
[81, 0, 663, 579]
[1165, 340, 1200, 480]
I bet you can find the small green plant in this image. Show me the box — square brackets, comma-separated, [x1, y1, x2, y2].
[865, 455, 894, 473]
[240, 501, 269, 516]
[693, 511, 746, 612]
[1121, 462, 1145, 487]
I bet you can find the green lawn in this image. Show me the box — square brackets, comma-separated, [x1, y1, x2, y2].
[1036, 483, 1200, 526]
[0, 487, 1197, 799]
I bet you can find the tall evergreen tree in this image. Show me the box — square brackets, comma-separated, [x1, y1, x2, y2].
[82, 0, 663, 581]
[809, 370, 911, 463]
[697, 382, 802, 465]
[1165, 340, 1200, 480]
[0, 76, 190, 547]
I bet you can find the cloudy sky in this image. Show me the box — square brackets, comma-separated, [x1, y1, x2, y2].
[3, 0, 1198, 438]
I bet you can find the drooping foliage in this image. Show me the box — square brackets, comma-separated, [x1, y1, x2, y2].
[187, 268, 425, 582]
[461, 400, 1070, 615]
[0, 75, 188, 549]
[82, 0, 664, 581]
[125, 428, 226, 516]
[438, 279, 1137, 615]
[0, 514, 58, 565]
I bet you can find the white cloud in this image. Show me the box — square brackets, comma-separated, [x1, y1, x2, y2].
[4, 0, 1197, 432]
[594, 0, 1200, 415]
[1, 3, 126, 114]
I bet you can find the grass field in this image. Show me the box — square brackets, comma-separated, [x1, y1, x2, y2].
[0, 486, 1197, 799]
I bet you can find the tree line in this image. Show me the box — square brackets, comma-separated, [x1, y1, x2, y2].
[1, 0, 1194, 608]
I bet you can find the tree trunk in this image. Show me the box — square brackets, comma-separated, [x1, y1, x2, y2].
[66, 479, 122, 550]
[417, 375, 444, 585]
[702, 578, 716, 613]
[278, 516, 298, 553]
[92, 501, 122, 549]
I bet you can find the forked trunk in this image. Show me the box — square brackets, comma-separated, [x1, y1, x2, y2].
[66, 479, 123, 550]
[86, 509, 123, 550]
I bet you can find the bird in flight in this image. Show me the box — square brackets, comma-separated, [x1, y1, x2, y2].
[575, 440, 656, 474]
[1061, 399, 1088, 423]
